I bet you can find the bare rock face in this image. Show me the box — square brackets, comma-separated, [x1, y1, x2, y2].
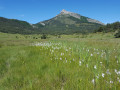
[87, 18, 105, 25]
[60, 9, 104, 25]
[60, 9, 81, 19]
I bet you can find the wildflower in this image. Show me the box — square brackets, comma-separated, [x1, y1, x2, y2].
[115, 69, 117, 73]
[66, 60, 67, 63]
[102, 73, 105, 78]
[88, 49, 89, 52]
[106, 69, 111, 75]
[100, 62, 102, 64]
[79, 61, 82, 66]
[73, 58, 75, 61]
[66, 49, 68, 52]
[117, 60, 119, 64]
[60, 57, 62, 60]
[117, 77, 119, 80]
[96, 74, 99, 79]
[117, 71, 120, 75]
[91, 79, 95, 84]
[97, 52, 99, 54]
[91, 54, 93, 56]
[110, 81, 113, 84]
[94, 65, 97, 69]
[86, 64, 88, 68]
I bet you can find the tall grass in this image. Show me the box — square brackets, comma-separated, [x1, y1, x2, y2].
[0, 32, 120, 89]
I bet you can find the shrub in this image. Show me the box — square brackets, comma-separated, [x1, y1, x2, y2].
[41, 33, 47, 39]
[115, 31, 120, 38]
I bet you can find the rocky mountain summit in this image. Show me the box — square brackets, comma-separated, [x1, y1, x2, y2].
[60, 9, 81, 19]
[59, 9, 104, 25]
[34, 9, 104, 34]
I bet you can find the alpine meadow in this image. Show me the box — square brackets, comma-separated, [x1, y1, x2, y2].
[0, 1, 120, 90]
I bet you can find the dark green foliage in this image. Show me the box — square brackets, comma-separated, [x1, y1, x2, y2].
[96, 22, 120, 38]
[97, 22, 120, 33]
[115, 31, 120, 38]
[41, 33, 47, 39]
[0, 17, 41, 34]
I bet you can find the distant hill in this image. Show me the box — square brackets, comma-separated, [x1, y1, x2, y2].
[96, 22, 120, 38]
[0, 17, 40, 34]
[35, 9, 104, 34]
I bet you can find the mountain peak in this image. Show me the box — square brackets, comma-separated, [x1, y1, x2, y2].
[60, 9, 81, 19]
[61, 9, 72, 14]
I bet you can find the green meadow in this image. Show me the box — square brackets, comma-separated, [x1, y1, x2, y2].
[0, 32, 120, 90]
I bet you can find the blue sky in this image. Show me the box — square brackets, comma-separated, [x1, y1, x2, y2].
[0, 0, 120, 24]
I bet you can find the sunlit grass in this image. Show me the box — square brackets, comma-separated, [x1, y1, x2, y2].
[0, 32, 120, 89]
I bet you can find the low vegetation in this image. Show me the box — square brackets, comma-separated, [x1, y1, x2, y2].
[96, 22, 120, 38]
[0, 32, 120, 89]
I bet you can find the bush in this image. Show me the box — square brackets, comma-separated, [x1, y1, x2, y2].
[41, 34, 47, 39]
[115, 31, 120, 38]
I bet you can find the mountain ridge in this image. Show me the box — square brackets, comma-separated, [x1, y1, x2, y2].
[38, 9, 104, 26]
[0, 9, 104, 34]
[34, 9, 104, 34]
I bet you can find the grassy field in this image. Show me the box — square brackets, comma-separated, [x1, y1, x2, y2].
[0, 32, 120, 90]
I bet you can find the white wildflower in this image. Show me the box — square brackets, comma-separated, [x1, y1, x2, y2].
[102, 73, 105, 78]
[65, 60, 67, 63]
[117, 71, 120, 75]
[115, 69, 117, 73]
[117, 60, 119, 64]
[60, 57, 62, 60]
[97, 52, 99, 54]
[96, 74, 99, 79]
[91, 79, 95, 84]
[106, 69, 111, 75]
[86, 64, 88, 68]
[73, 58, 75, 61]
[66, 49, 68, 52]
[88, 49, 89, 52]
[91, 54, 93, 56]
[79, 61, 82, 66]
[100, 62, 102, 64]
[94, 65, 97, 69]
[110, 81, 113, 84]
